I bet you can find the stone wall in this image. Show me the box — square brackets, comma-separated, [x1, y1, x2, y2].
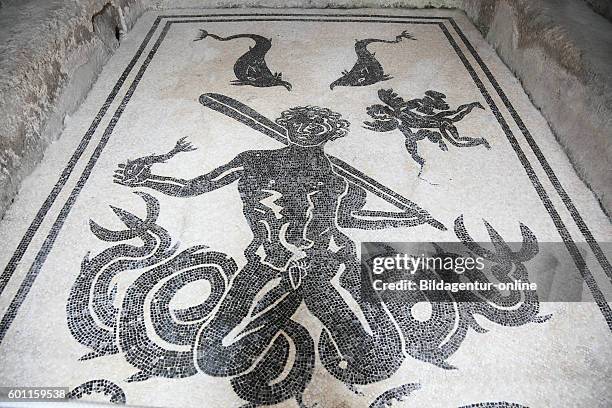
[463, 0, 612, 217]
[0, 0, 147, 218]
[1, 0, 610, 218]
[584, 0, 612, 22]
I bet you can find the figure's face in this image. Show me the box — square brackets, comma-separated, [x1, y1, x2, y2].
[285, 114, 340, 147]
[277, 107, 350, 147]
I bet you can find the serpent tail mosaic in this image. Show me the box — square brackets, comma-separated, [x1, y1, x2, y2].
[67, 380, 127, 404]
[1, 11, 610, 408]
[67, 109, 549, 404]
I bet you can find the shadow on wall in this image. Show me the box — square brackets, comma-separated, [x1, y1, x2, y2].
[92, 2, 123, 50]
[584, 0, 612, 22]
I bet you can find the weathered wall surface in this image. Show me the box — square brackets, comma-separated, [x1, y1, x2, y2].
[0, 0, 147, 218]
[584, 0, 612, 22]
[150, 0, 461, 7]
[1, 0, 610, 218]
[463, 0, 612, 216]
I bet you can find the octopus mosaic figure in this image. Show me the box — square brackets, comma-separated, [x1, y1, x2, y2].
[364, 88, 490, 174]
[67, 97, 549, 407]
[194, 29, 292, 90]
[330, 31, 415, 89]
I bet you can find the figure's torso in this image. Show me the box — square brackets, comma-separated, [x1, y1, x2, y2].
[236, 147, 349, 268]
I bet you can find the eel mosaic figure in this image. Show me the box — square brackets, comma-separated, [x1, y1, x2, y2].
[66, 102, 549, 407]
[364, 88, 490, 174]
[330, 31, 415, 90]
[194, 29, 292, 90]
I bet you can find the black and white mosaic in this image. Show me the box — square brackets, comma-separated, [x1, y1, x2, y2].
[368, 383, 420, 408]
[63, 99, 548, 405]
[194, 29, 292, 90]
[364, 88, 489, 173]
[67, 379, 127, 404]
[330, 31, 415, 89]
[66, 193, 547, 404]
[1, 10, 611, 408]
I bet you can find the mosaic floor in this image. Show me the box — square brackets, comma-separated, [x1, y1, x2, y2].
[0, 8, 611, 408]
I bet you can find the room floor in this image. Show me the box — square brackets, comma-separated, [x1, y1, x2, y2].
[0, 9, 610, 408]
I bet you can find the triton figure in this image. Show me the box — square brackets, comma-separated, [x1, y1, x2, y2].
[113, 105, 442, 391]
[103, 99, 544, 406]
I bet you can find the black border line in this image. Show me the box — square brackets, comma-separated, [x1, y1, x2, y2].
[0, 20, 172, 342]
[438, 22, 612, 329]
[446, 18, 612, 283]
[0, 16, 164, 296]
[0, 14, 609, 343]
[159, 13, 451, 19]
[168, 18, 443, 23]
[0, 14, 452, 299]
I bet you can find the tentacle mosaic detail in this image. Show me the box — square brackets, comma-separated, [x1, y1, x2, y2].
[68, 99, 549, 406]
[364, 88, 489, 174]
[67, 380, 126, 404]
[366, 216, 551, 370]
[194, 29, 292, 90]
[66, 192, 177, 360]
[330, 31, 415, 89]
[68, 193, 313, 405]
[230, 319, 315, 406]
[120, 244, 237, 382]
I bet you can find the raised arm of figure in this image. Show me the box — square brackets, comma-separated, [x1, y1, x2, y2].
[114, 141, 243, 197]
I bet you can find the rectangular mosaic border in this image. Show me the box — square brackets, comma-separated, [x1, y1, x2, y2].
[1, 13, 610, 346]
